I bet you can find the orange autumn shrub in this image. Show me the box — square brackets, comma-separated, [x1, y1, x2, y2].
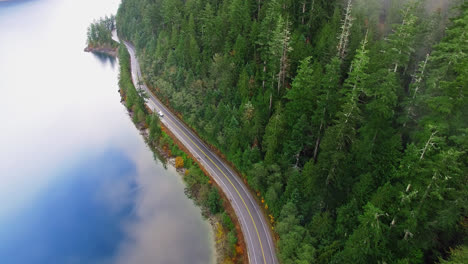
[175, 156, 184, 168]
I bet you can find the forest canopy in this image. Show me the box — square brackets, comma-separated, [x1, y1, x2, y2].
[116, 0, 467, 263]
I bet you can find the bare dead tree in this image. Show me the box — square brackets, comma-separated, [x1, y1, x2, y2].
[392, 5, 414, 73]
[337, 0, 354, 60]
[277, 20, 292, 95]
[404, 53, 430, 127]
[420, 130, 438, 160]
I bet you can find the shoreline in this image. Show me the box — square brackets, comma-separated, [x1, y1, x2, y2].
[126, 108, 244, 264]
[84, 45, 118, 57]
[117, 45, 246, 264]
[158, 122, 248, 264]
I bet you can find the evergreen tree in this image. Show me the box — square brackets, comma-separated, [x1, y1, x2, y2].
[311, 33, 370, 209]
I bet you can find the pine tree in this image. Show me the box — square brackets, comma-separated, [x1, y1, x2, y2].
[149, 113, 162, 144]
[334, 202, 390, 263]
[268, 15, 293, 96]
[401, 53, 430, 130]
[386, 3, 418, 73]
[263, 105, 285, 165]
[310, 33, 370, 209]
[258, 0, 281, 91]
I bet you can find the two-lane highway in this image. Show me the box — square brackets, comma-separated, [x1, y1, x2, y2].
[124, 41, 278, 264]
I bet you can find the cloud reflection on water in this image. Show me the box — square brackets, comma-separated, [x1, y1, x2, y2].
[0, 150, 137, 264]
[0, 0, 214, 263]
[113, 163, 214, 264]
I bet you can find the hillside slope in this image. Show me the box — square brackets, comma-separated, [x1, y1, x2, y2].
[116, 0, 467, 263]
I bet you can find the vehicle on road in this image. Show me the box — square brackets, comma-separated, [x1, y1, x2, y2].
[158, 110, 164, 117]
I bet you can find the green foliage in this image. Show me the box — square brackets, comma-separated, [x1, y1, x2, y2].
[118, 44, 147, 124]
[227, 229, 238, 256]
[207, 187, 223, 215]
[149, 113, 162, 144]
[116, 0, 468, 262]
[221, 211, 235, 230]
[439, 245, 468, 264]
[86, 15, 116, 48]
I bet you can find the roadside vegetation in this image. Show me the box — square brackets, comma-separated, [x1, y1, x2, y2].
[116, 0, 467, 263]
[118, 44, 244, 264]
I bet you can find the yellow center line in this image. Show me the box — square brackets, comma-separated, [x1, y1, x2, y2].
[164, 115, 267, 264]
[127, 39, 268, 262]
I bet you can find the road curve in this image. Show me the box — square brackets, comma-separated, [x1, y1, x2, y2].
[123, 41, 278, 264]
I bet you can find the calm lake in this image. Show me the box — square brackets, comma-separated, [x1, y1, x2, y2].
[0, 0, 214, 263]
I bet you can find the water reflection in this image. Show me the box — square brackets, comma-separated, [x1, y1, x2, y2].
[0, 0, 38, 8]
[92, 52, 117, 68]
[0, 0, 214, 263]
[0, 150, 137, 264]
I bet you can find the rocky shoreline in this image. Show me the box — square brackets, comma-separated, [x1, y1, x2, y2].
[84, 45, 118, 57]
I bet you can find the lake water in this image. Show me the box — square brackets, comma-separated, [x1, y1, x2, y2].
[0, 0, 214, 263]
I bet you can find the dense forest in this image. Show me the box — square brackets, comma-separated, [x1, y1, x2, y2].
[116, 0, 467, 263]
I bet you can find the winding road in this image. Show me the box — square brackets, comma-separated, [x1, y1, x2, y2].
[123, 42, 279, 264]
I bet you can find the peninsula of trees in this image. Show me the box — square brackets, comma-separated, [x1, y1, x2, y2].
[85, 15, 118, 56]
[116, 0, 467, 263]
